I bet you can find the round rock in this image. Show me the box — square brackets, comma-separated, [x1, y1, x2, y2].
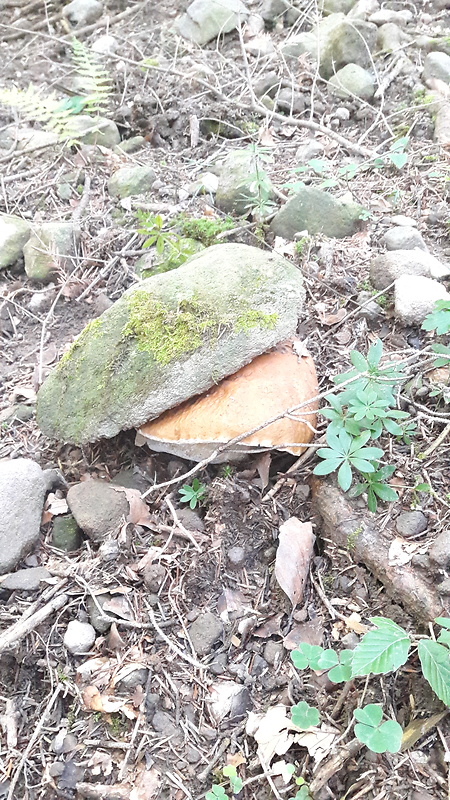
[189, 612, 223, 656]
[67, 481, 130, 542]
[64, 620, 96, 655]
[395, 511, 428, 538]
[382, 227, 427, 252]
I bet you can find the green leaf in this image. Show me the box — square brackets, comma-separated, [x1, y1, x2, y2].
[328, 650, 353, 683]
[313, 459, 342, 475]
[338, 461, 352, 491]
[206, 787, 228, 800]
[436, 618, 450, 630]
[372, 483, 398, 502]
[291, 701, 320, 729]
[350, 350, 368, 372]
[354, 705, 403, 753]
[291, 643, 324, 670]
[388, 151, 408, 169]
[367, 339, 383, 369]
[317, 649, 339, 670]
[418, 639, 450, 706]
[351, 617, 410, 676]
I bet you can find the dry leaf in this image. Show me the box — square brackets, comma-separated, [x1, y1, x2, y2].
[45, 493, 69, 516]
[103, 595, 134, 621]
[283, 619, 323, 650]
[258, 126, 276, 147]
[345, 612, 367, 635]
[130, 766, 161, 800]
[226, 753, 246, 768]
[82, 686, 124, 714]
[208, 682, 244, 725]
[315, 303, 347, 326]
[253, 613, 284, 638]
[247, 705, 337, 766]
[255, 452, 271, 490]
[106, 623, 125, 651]
[110, 485, 153, 527]
[88, 750, 113, 776]
[275, 518, 315, 607]
[217, 588, 249, 621]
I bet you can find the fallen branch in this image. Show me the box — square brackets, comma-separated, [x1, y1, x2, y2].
[0, 593, 68, 654]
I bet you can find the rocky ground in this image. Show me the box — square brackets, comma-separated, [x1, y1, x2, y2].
[0, 0, 450, 799]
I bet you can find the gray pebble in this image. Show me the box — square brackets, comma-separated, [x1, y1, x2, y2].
[0, 566, 50, 592]
[263, 640, 283, 666]
[227, 546, 246, 567]
[189, 612, 223, 656]
[396, 511, 428, 538]
[64, 620, 96, 655]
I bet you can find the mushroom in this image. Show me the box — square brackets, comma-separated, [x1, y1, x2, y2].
[136, 340, 319, 462]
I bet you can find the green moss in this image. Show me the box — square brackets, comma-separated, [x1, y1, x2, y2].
[58, 317, 103, 369]
[235, 309, 277, 333]
[121, 289, 278, 366]
[176, 215, 235, 247]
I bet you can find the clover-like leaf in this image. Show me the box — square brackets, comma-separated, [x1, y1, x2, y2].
[354, 704, 402, 753]
[291, 643, 324, 671]
[291, 701, 320, 730]
[328, 650, 354, 683]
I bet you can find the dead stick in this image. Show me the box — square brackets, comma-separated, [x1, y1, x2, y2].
[0, 593, 68, 654]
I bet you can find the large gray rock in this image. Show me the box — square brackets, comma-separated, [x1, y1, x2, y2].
[281, 13, 377, 78]
[328, 63, 375, 100]
[177, 0, 249, 46]
[370, 249, 450, 289]
[271, 186, 366, 239]
[215, 150, 273, 215]
[0, 459, 64, 574]
[107, 166, 156, 198]
[319, 0, 356, 12]
[23, 222, 80, 281]
[0, 214, 31, 269]
[67, 481, 130, 542]
[36, 243, 305, 443]
[423, 51, 450, 84]
[394, 275, 450, 326]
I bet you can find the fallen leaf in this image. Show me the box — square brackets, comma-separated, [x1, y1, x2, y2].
[208, 682, 245, 725]
[39, 343, 58, 365]
[253, 613, 284, 638]
[258, 126, 276, 147]
[315, 303, 347, 326]
[345, 613, 367, 635]
[217, 588, 249, 621]
[130, 766, 161, 800]
[45, 493, 69, 516]
[11, 385, 36, 403]
[82, 686, 124, 714]
[88, 750, 113, 776]
[247, 705, 337, 766]
[110, 485, 154, 527]
[255, 451, 271, 490]
[132, 684, 145, 709]
[102, 596, 134, 621]
[275, 518, 315, 607]
[283, 619, 323, 650]
[226, 753, 246, 768]
[106, 623, 126, 651]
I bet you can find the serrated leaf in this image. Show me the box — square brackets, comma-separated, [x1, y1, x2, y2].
[418, 639, 450, 706]
[351, 618, 410, 676]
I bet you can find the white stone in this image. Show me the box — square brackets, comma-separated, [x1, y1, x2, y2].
[91, 34, 118, 55]
[62, 0, 103, 26]
[64, 621, 96, 655]
[394, 275, 450, 326]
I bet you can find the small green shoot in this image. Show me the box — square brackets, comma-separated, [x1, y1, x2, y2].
[291, 701, 319, 729]
[313, 429, 384, 492]
[350, 465, 398, 513]
[178, 478, 206, 509]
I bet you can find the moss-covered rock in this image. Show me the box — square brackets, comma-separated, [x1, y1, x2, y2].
[108, 166, 156, 198]
[0, 213, 31, 269]
[37, 243, 305, 444]
[271, 186, 367, 239]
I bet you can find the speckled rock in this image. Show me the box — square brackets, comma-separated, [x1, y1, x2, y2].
[37, 244, 305, 443]
[423, 51, 450, 84]
[328, 63, 375, 100]
[370, 249, 450, 289]
[271, 186, 366, 239]
[189, 612, 223, 656]
[64, 620, 96, 655]
[395, 511, 428, 538]
[382, 226, 427, 252]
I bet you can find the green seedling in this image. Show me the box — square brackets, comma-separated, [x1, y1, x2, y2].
[291, 701, 319, 729]
[178, 478, 206, 509]
[313, 428, 384, 492]
[350, 465, 398, 513]
[422, 299, 450, 367]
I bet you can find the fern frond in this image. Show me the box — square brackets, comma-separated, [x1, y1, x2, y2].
[70, 38, 113, 114]
[0, 84, 74, 138]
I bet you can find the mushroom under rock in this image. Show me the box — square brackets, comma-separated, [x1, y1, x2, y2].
[136, 340, 319, 462]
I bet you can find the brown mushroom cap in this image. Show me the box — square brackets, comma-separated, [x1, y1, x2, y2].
[137, 340, 319, 462]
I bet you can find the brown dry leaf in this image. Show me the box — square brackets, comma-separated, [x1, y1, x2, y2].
[61, 279, 85, 299]
[76, 656, 114, 686]
[88, 750, 113, 776]
[247, 705, 336, 767]
[132, 684, 145, 709]
[106, 623, 126, 651]
[255, 452, 271, 490]
[226, 753, 246, 768]
[275, 518, 315, 607]
[258, 126, 276, 147]
[345, 613, 367, 635]
[315, 303, 347, 326]
[45, 493, 69, 516]
[334, 326, 352, 345]
[253, 613, 284, 638]
[217, 588, 249, 621]
[283, 619, 323, 650]
[130, 766, 161, 800]
[82, 686, 124, 714]
[110, 485, 153, 527]
[103, 595, 134, 621]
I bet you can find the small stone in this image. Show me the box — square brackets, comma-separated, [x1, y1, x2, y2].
[227, 546, 246, 567]
[429, 530, 450, 570]
[0, 567, 50, 592]
[91, 34, 118, 55]
[370, 249, 450, 290]
[261, 0, 288, 22]
[93, 292, 113, 316]
[62, 0, 103, 26]
[24, 223, 80, 281]
[189, 612, 223, 656]
[369, 8, 412, 25]
[215, 150, 274, 215]
[395, 511, 428, 538]
[28, 290, 56, 313]
[437, 578, 450, 595]
[10, 404, 34, 422]
[107, 166, 156, 198]
[64, 620, 96, 655]
[295, 139, 325, 162]
[394, 275, 450, 326]
[176, 508, 205, 532]
[186, 744, 201, 764]
[276, 89, 305, 113]
[382, 226, 427, 251]
[263, 640, 283, 665]
[98, 538, 120, 562]
[0, 214, 31, 269]
[341, 632, 360, 648]
[209, 652, 228, 675]
[377, 22, 404, 53]
[328, 63, 375, 101]
[176, 0, 249, 46]
[86, 593, 112, 633]
[423, 52, 450, 85]
[271, 186, 366, 239]
[67, 481, 130, 542]
[390, 215, 417, 227]
[151, 710, 182, 742]
[114, 136, 145, 155]
[348, 0, 380, 19]
[66, 116, 120, 149]
[110, 468, 149, 493]
[52, 515, 81, 552]
[251, 654, 268, 676]
[143, 563, 166, 593]
[116, 667, 149, 692]
[356, 291, 382, 321]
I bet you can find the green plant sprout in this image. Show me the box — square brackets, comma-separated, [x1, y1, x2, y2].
[178, 478, 206, 509]
[206, 765, 242, 800]
[135, 212, 181, 255]
[290, 616, 450, 755]
[243, 144, 276, 218]
[422, 299, 450, 367]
